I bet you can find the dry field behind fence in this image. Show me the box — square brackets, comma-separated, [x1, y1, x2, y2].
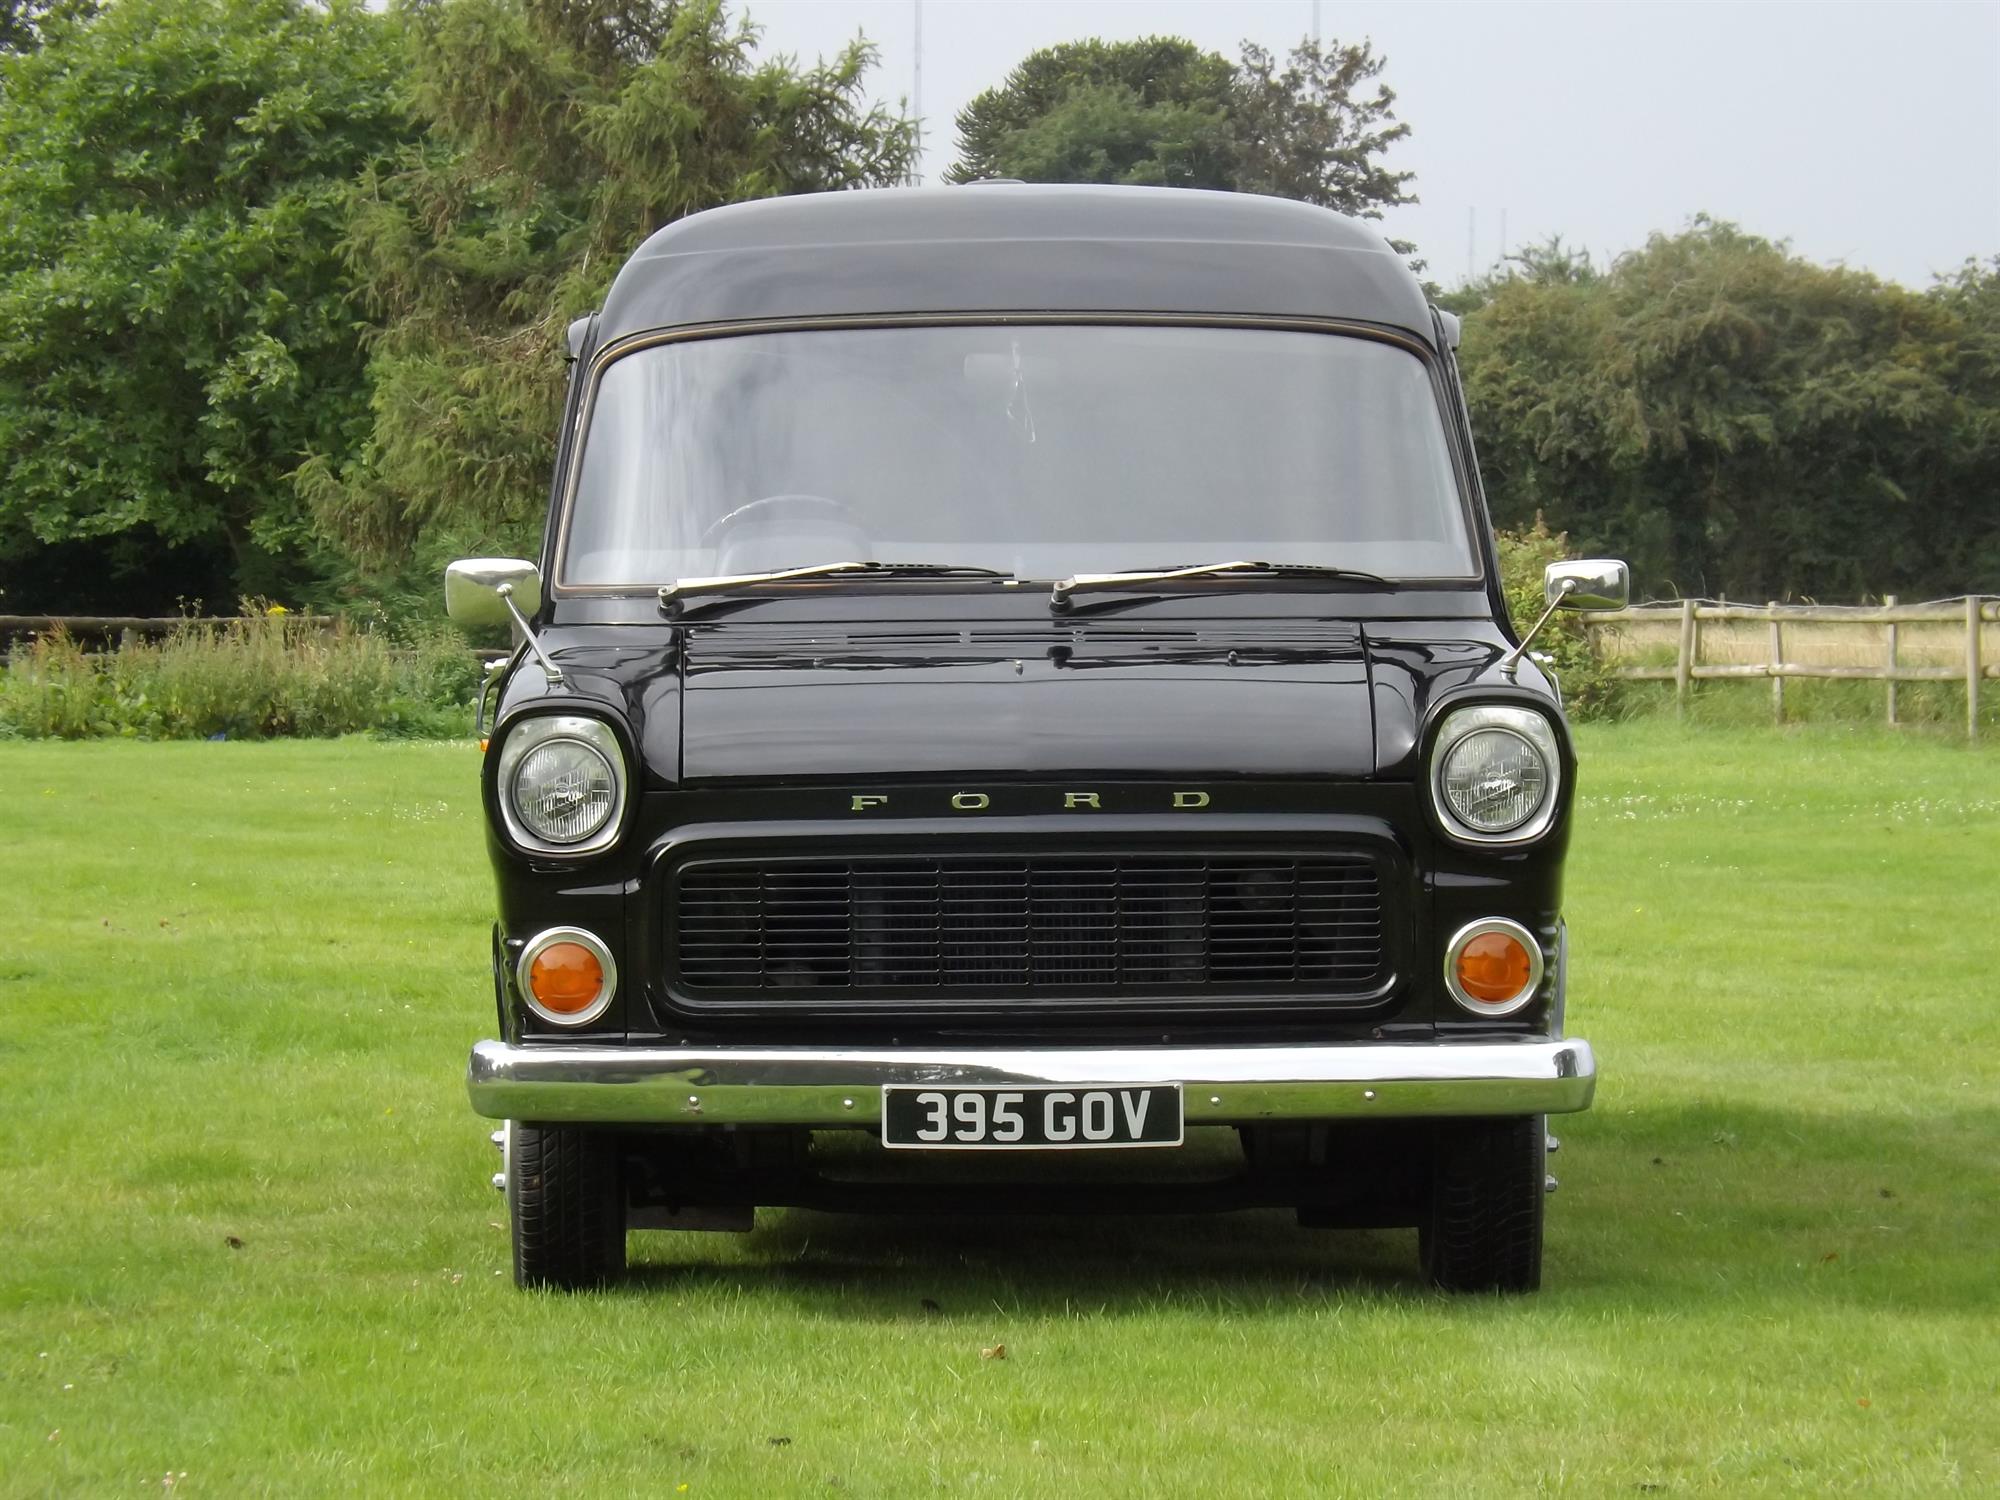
[1585, 598, 1997, 733]
[1591, 604, 2000, 669]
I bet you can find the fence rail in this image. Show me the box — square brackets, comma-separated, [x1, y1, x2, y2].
[1583, 597, 1995, 739]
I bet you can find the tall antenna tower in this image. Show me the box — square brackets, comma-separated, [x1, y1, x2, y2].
[911, 0, 924, 185]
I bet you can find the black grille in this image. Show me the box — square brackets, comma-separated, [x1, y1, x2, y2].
[670, 854, 1386, 998]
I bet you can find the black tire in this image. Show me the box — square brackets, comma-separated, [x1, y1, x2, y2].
[1420, 1115, 1546, 1293]
[508, 1121, 626, 1290]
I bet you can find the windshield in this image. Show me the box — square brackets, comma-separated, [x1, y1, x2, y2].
[559, 324, 1478, 588]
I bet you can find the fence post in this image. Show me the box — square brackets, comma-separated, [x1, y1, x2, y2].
[1768, 602, 1784, 724]
[1883, 595, 1898, 726]
[1675, 598, 1696, 721]
[1969, 595, 1984, 743]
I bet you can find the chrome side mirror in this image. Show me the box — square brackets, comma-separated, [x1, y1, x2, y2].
[1545, 559, 1629, 612]
[445, 559, 542, 631]
[1500, 558, 1632, 677]
[445, 558, 564, 687]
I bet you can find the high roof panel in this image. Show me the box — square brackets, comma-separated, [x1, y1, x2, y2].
[595, 185, 1436, 348]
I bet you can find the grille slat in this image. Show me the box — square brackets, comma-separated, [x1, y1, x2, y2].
[672, 853, 1386, 999]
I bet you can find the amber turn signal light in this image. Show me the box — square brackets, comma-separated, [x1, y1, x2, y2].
[1458, 932, 1533, 1003]
[528, 942, 604, 1013]
[516, 927, 618, 1026]
[1443, 918, 1544, 1016]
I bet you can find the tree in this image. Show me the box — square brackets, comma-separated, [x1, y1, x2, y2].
[0, 0, 408, 610]
[978, 81, 1236, 191]
[947, 34, 1413, 222]
[949, 37, 1235, 189]
[1229, 39, 1412, 217]
[0, 0, 94, 55]
[1455, 222, 1997, 600]
[302, 0, 916, 563]
[1924, 257, 2000, 588]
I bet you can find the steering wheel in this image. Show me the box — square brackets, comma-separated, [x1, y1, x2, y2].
[699, 493, 863, 548]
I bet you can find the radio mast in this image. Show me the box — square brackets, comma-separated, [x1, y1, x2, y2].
[911, 0, 924, 185]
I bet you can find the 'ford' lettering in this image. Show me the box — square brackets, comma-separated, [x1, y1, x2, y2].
[847, 789, 1213, 812]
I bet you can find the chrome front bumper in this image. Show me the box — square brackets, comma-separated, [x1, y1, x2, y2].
[466, 1037, 1595, 1126]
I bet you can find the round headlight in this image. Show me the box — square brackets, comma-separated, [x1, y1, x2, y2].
[494, 715, 627, 854]
[1431, 705, 1561, 841]
[514, 737, 616, 844]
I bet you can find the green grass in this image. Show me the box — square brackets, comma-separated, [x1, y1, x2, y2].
[1617, 675, 2000, 733]
[2, 727, 1996, 1495]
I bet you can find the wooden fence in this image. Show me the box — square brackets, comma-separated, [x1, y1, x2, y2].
[1583, 597, 1998, 739]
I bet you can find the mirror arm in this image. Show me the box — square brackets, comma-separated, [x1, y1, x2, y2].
[474, 654, 512, 739]
[498, 583, 565, 688]
[1498, 577, 1578, 678]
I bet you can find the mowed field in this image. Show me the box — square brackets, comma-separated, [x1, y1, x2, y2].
[2, 726, 1996, 1495]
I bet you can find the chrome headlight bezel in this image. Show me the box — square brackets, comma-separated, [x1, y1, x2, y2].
[493, 714, 628, 857]
[515, 925, 619, 1028]
[1429, 703, 1563, 845]
[1441, 916, 1547, 1017]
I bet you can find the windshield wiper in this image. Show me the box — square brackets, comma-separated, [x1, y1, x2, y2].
[660, 560, 1011, 614]
[1050, 559, 1393, 610]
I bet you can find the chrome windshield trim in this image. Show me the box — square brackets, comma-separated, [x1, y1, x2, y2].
[467, 1037, 1595, 1125]
[549, 313, 1478, 598]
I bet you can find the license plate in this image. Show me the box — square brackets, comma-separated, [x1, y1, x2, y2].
[880, 1084, 1184, 1150]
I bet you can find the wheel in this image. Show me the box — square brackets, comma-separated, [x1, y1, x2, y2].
[507, 1120, 627, 1290]
[1420, 1116, 1546, 1293]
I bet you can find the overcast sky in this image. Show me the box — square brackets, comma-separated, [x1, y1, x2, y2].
[742, 0, 2000, 289]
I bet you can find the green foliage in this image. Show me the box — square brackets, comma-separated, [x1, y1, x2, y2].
[0, 614, 476, 738]
[947, 34, 1413, 220]
[948, 37, 1235, 190]
[304, 0, 916, 561]
[1457, 223, 2000, 600]
[1495, 519, 1624, 720]
[1228, 39, 1413, 215]
[0, 0, 410, 607]
[0, 0, 94, 54]
[979, 80, 1235, 190]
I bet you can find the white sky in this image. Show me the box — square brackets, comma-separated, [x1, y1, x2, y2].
[741, 0, 2000, 288]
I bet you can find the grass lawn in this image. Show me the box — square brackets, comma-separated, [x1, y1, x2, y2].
[2, 725, 1996, 1495]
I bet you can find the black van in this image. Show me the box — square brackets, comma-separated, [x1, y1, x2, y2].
[447, 185, 1626, 1292]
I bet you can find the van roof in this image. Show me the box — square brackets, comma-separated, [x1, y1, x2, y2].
[594, 184, 1437, 350]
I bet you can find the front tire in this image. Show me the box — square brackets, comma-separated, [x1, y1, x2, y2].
[1420, 1116, 1546, 1293]
[508, 1121, 626, 1290]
